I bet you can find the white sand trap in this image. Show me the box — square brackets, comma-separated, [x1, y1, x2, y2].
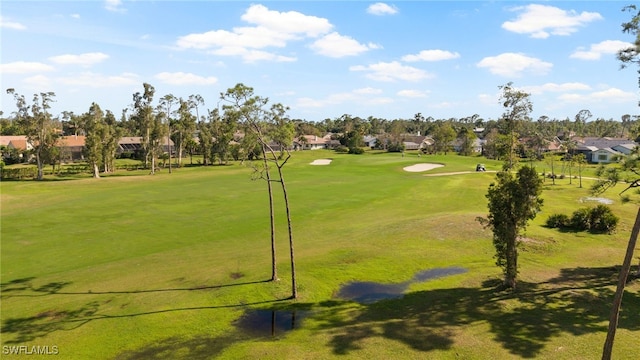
[403, 163, 444, 172]
[310, 159, 332, 165]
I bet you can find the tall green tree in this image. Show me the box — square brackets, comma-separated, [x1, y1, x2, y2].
[456, 127, 477, 156]
[478, 166, 543, 290]
[6, 89, 58, 180]
[83, 103, 106, 178]
[132, 83, 164, 174]
[199, 111, 215, 166]
[159, 94, 177, 173]
[431, 122, 456, 154]
[498, 82, 532, 170]
[101, 110, 122, 174]
[173, 97, 198, 167]
[132, 83, 155, 171]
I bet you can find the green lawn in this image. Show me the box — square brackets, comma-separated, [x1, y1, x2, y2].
[1, 150, 638, 359]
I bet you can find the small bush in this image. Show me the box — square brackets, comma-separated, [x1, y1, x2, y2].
[546, 213, 570, 228]
[387, 143, 405, 153]
[589, 204, 619, 233]
[555, 205, 620, 234]
[334, 145, 349, 153]
[348, 147, 365, 154]
[570, 208, 592, 231]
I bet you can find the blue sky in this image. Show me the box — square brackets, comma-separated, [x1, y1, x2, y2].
[1, 1, 638, 122]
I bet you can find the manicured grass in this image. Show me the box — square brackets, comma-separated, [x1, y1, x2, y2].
[1, 150, 638, 359]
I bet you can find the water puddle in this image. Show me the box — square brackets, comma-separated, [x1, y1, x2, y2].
[234, 309, 308, 338]
[336, 266, 467, 304]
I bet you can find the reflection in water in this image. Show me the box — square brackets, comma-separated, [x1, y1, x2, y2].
[234, 309, 307, 338]
[337, 266, 467, 304]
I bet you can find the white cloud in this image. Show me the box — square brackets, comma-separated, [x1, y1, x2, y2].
[402, 49, 460, 62]
[70, 14, 80, 19]
[58, 72, 139, 87]
[105, 0, 126, 13]
[0, 16, 26, 30]
[502, 4, 602, 39]
[570, 40, 634, 60]
[365, 97, 394, 105]
[0, 61, 54, 74]
[522, 82, 591, 95]
[177, 4, 332, 50]
[310, 32, 381, 58]
[210, 47, 296, 63]
[296, 87, 392, 108]
[558, 87, 636, 104]
[353, 87, 383, 95]
[178, 27, 292, 50]
[154, 72, 218, 86]
[367, 3, 398, 16]
[241, 4, 332, 37]
[476, 53, 552, 77]
[397, 89, 428, 98]
[350, 61, 432, 82]
[23, 75, 53, 89]
[49, 52, 109, 66]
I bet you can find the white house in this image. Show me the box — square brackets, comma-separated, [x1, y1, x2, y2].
[591, 148, 620, 164]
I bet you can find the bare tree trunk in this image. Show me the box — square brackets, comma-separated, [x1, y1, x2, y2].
[277, 165, 297, 299]
[602, 207, 640, 360]
[505, 234, 518, 289]
[36, 150, 44, 180]
[92, 163, 100, 178]
[262, 147, 278, 282]
[167, 127, 172, 174]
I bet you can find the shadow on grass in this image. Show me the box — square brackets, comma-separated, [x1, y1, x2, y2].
[312, 266, 640, 358]
[2, 267, 639, 358]
[0, 278, 270, 298]
[115, 332, 245, 360]
[0, 277, 280, 345]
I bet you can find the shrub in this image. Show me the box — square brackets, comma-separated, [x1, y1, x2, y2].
[588, 204, 619, 233]
[546, 213, 570, 228]
[348, 147, 365, 154]
[334, 145, 349, 153]
[387, 143, 405, 153]
[570, 208, 592, 231]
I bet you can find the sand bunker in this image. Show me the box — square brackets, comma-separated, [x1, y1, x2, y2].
[310, 159, 332, 165]
[403, 163, 444, 172]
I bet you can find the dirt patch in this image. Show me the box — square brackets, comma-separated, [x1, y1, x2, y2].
[403, 163, 444, 172]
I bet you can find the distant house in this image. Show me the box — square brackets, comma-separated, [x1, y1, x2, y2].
[612, 143, 637, 156]
[573, 137, 638, 163]
[116, 137, 174, 157]
[293, 134, 339, 150]
[452, 137, 483, 154]
[363, 135, 377, 149]
[403, 141, 421, 150]
[7, 139, 32, 152]
[0, 135, 29, 149]
[592, 148, 620, 164]
[57, 135, 86, 161]
[117, 137, 144, 156]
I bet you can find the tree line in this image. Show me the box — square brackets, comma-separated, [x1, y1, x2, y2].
[2, 83, 639, 180]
